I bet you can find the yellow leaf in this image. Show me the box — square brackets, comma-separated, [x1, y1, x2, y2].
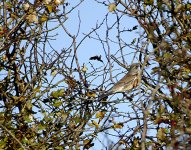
[157, 128, 166, 141]
[82, 64, 88, 73]
[164, 53, 172, 59]
[86, 91, 96, 98]
[23, 3, 30, 11]
[185, 128, 191, 134]
[26, 101, 32, 110]
[88, 123, 94, 127]
[91, 120, 99, 128]
[183, 66, 191, 73]
[96, 111, 105, 120]
[26, 13, 38, 23]
[83, 139, 93, 149]
[83, 139, 90, 145]
[34, 87, 41, 92]
[133, 137, 140, 148]
[2, 55, 7, 61]
[51, 70, 57, 76]
[40, 14, 48, 22]
[174, 4, 183, 13]
[46, 5, 53, 13]
[113, 123, 123, 129]
[54, 0, 61, 5]
[19, 96, 25, 102]
[12, 96, 19, 100]
[0, 112, 5, 123]
[11, 13, 18, 19]
[60, 113, 67, 123]
[108, 3, 116, 12]
[44, 0, 51, 4]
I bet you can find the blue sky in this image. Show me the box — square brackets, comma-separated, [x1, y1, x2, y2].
[62, 1, 142, 149]
[46, 1, 142, 149]
[0, 0, 145, 149]
[50, 0, 139, 64]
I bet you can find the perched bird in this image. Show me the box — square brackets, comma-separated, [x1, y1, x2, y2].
[99, 63, 141, 101]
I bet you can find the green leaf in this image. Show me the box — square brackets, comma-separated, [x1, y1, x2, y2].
[53, 101, 62, 107]
[55, 146, 64, 150]
[6, 2, 13, 9]
[38, 124, 46, 130]
[144, 0, 154, 5]
[50, 89, 64, 98]
[22, 137, 29, 144]
[24, 115, 33, 123]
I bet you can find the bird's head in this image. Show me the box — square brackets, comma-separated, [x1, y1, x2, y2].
[128, 63, 140, 74]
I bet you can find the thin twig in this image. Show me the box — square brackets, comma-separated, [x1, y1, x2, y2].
[0, 123, 27, 150]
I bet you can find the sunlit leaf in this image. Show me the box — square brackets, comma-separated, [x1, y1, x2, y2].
[186, 3, 191, 10]
[144, 0, 154, 5]
[2, 55, 7, 62]
[22, 137, 29, 144]
[157, 128, 166, 141]
[50, 89, 64, 98]
[26, 13, 38, 24]
[185, 128, 191, 134]
[34, 86, 41, 92]
[46, 5, 53, 13]
[12, 96, 19, 100]
[10, 13, 18, 19]
[44, 0, 51, 5]
[91, 120, 99, 128]
[0, 112, 4, 123]
[164, 53, 172, 59]
[53, 101, 62, 107]
[83, 139, 94, 149]
[83, 139, 90, 145]
[113, 123, 123, 129]
[23, 3, 30, 11]
[54, 0, 61, 5]
[86, 91, 96, 98]
[96, 111, 105, 120]
[40, 14, 48, 22]
[55, 146, 64, 150]
[51, 70, 57, 76]
[133, 137, 140, 148]
[108, 3, 116, 12]
[182, 66, 190, 73]
[26, 101, 33, 110]
[38, 124, 46, 130]
[82, 64, 88, 73]
[6, 2, 13, 9]
[73, 116, 81, 124]
[174, 4, 183, 13]
[24, 115, 33, 123]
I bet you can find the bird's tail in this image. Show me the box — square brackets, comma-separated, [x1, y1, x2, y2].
[98, 91, 113, 101]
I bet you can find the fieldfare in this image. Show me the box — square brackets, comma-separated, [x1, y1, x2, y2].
[99, 63, 141, 100]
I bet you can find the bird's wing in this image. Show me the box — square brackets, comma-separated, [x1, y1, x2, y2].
[109, 73, 138, 93]
[98, 71, 140, 101]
